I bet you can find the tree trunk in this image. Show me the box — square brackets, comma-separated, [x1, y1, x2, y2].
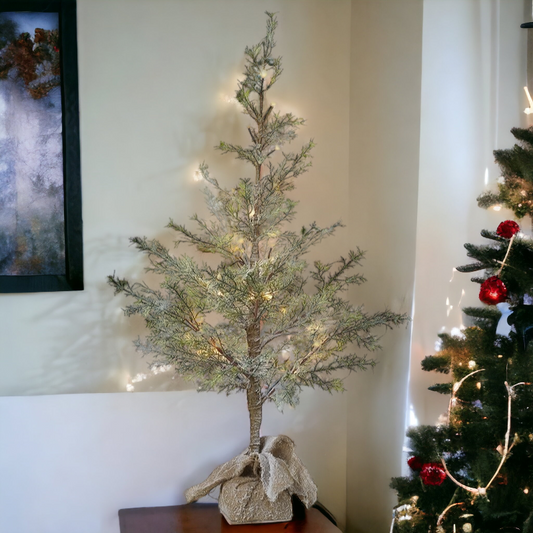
[247, 376, 263, 454]
[247, 84, 264, 455]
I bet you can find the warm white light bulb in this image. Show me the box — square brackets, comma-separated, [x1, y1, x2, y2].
[131, 373, 147, 383]
[524, 487, 529, 494]
[194, 170, 202, 182]
[468, 360, 476, 369]
[493, 205, 502, 212]
[260, 69, 268, 78]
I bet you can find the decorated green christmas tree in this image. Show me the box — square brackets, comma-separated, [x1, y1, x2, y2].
[391, 130, 533, 533]
[109, 13, 406, 524]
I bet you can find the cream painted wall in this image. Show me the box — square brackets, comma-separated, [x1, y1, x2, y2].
[0, 1, 352, 532]
[347, 1, 423, 532]
[0, 0, 352, 397]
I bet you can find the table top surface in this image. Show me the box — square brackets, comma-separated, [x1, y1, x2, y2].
[118, 503, 341, 533]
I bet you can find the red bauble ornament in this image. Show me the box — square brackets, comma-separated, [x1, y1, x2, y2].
[420, 462, 447, 486]
[479, 276, 507, 305]
[496, 220, 520, 239]
[407, 456, 423, 471]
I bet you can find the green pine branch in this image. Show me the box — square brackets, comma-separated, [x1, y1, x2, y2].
[478, 126, 533, 218]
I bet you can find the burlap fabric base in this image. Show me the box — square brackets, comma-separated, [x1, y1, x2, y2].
[185, 435, 318, 524]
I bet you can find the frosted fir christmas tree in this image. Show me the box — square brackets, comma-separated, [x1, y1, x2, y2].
[109, 13, 406, 524]
[391, 132, 533, 533]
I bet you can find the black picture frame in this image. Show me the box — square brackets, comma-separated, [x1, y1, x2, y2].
[0, 0, 82, 293]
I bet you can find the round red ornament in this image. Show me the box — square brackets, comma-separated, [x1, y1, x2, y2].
[479, 276, 507, 305]
[420, 462, 447, 486]
[496, 220, 520, 239]
[407, 456, 423, 471]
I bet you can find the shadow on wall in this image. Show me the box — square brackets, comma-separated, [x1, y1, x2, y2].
[20, 234, 197, 396]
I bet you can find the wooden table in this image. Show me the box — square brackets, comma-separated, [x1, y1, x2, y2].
[119, 503, 341, 533]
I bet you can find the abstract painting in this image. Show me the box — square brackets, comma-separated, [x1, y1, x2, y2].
[0, 0, 82, 292]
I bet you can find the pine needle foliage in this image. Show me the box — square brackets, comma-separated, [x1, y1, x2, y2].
[457, 229, 533, 301]
[478, 126, 533, 219]
[108, 13, 407, 453]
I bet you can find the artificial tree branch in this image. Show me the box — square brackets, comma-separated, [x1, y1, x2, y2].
[436, 501, 465, 528]
[485, 381, 527, 490]
[447, 368, 485, 423]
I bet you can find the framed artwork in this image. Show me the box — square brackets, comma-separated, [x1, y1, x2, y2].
[0, 0, 82, 293]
